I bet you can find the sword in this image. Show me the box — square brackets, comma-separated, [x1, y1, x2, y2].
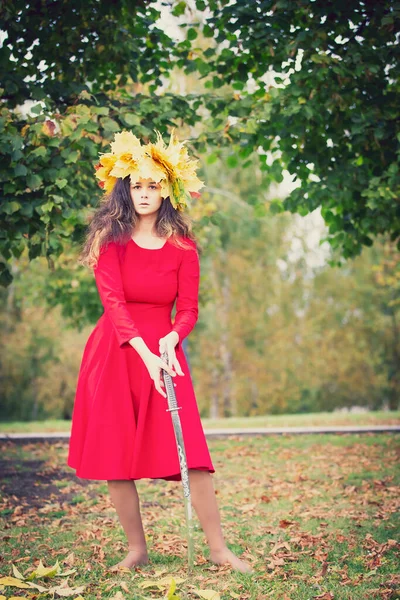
[160, 349, 194, 571]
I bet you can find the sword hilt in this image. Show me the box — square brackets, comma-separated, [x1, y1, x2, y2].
[161, 350, 182, 411]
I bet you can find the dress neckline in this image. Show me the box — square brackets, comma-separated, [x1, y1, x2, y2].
[130, 237, 168, 251]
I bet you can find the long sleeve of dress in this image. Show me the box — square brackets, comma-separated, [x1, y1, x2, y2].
[171, 243, 200, 343]
[93, 241, 141, 348]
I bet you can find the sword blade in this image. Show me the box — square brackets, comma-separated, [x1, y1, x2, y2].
[161, 350, 194, 570]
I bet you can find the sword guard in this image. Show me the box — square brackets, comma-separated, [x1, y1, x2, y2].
[166, 406, 182, 412]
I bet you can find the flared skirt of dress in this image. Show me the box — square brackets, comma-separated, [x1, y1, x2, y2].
[67, 312, 215, 481]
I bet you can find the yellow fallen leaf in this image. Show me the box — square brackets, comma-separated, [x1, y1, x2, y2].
[8, 567, 48, 593]
[25, 581, 49, 592]
[139, 576, 186, 590]
[230, 594, 240, 599]
[139, 579, 165, 591]
[58, 568, 77, 577]
[0, 595, 6, 600]
[0, 577, 31, 589]
[165, 577, 181, 600]
[26, 559, 61, 580]
[193, 590, 221, 600]
[154, 568, 169, 577]
[11, 564, 25, 580]
[48, 583, 86, 597]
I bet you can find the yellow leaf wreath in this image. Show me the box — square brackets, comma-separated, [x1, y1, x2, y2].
[95, 129, 204, 210]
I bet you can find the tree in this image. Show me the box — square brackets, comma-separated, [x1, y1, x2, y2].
[1, 0, 398, 288]
[177, 0, 400, 260]
[1, 0, 174, 106]
[0, 0, 203, 286]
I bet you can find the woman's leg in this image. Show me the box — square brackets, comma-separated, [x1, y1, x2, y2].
[107, 479, 149, 569]
[188, 469, 253, 573]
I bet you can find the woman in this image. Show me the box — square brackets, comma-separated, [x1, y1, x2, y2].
[67, 130, 252, 573]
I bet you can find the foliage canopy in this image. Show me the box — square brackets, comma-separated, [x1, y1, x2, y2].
[0, 0, 399, 288]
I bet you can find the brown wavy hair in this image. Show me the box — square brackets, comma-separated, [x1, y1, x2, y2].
[78, 176, 200, 269]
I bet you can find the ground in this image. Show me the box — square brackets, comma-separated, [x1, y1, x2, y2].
[0, 433, 399, 599]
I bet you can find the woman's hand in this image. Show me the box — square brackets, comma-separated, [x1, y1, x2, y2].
[141, 351, 177, 399]
[159, 331, 185, 377]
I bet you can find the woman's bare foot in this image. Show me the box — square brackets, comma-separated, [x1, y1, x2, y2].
[210, 546, 254, 573]
[110, 547, 149, 571]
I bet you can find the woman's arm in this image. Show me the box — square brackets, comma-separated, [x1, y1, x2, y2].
[171, 241, 200, 345]
[94, 241, 144, 350]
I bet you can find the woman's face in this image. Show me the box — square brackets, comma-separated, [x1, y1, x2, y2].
[130, 177, 163, 216]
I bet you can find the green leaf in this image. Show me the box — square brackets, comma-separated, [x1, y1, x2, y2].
[60, 116, 77, 136]
[30, 104, 43, 115]
[55, 179, 68, 189]
[65, 150, 80, 164]
[26, 174, 43, 190]
[91, 106, 110, 116]
[172, 1, 186, 16]
[2, 201, 21, 214]
[14, 164, 28, 177]
[226, 155, 238, 168]
[31, 146, 47, 158]
[187, 28, 198, 41]
[206, 152, 219, 165]
[100, 117, 120, 133]
[122, 113, 141, 126]
[269, 200, 284, 215]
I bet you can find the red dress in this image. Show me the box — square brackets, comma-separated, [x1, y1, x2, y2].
[67, 236, 215, 481]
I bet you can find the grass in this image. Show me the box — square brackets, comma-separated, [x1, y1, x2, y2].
[0, 410, 399, 433]
[0, 433, 399, 599]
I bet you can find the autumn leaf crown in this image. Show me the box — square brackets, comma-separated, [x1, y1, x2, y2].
[94, 129, 204, 211]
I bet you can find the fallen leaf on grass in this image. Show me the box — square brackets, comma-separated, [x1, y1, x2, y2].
[63, 552, 75, 566]
[57, 568, 77, 577]
[240, 503, 257, 513]
[320, 562, 329, 577]
[11, 564, 25, 580]
[279, 520, 296, 528]
[138, 576, 186, 591]
[47, 581, 86, 597]
[154, 569, 169, 577]
[108, 565, 131, 574]
[193, 589, 221, 600]
[0, 577, 31, 589]
[260, 495, 271, 503]
[26, 558, 61, 579]
[270, 541, 291, 554]
[164, 577, 181, 599]
[110, 592, 125, 600]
